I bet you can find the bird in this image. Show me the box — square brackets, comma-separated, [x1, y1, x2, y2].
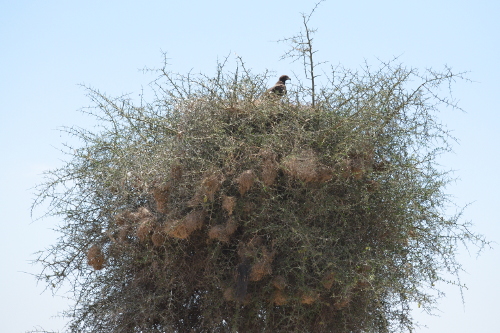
[264, 75, 291, 98]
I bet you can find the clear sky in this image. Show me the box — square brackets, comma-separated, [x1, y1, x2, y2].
[1, 1, 499, 332]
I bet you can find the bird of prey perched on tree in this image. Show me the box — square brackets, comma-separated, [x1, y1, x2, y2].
[264, 75, 291, 98]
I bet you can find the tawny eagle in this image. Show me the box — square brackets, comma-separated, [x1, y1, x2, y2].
[265, 75, 291, 97]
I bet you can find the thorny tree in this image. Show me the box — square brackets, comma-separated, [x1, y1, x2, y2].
[278, 0, 327, 108]
[32, 38, 486, 333]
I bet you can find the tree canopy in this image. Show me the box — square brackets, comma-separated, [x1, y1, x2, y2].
[32, 55, 486, 333]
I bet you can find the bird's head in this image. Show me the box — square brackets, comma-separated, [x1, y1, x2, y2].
[279, 75, 291, 83]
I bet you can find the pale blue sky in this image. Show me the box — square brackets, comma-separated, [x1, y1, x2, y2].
[1, 1, 499, 332]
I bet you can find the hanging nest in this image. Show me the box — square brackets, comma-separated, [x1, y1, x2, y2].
[208, 217, 238, 243]
[87, 245, 105, 270]
[236, 170, 256, 195]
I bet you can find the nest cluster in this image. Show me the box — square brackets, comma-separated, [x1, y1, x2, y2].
[35, 66, 478, 333]
[84, 97, 419, 332]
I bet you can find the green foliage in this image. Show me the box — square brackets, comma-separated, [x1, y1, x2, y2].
[33, 60, 485, 332]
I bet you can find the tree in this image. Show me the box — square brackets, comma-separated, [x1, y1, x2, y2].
[32, 26, 486, 333]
